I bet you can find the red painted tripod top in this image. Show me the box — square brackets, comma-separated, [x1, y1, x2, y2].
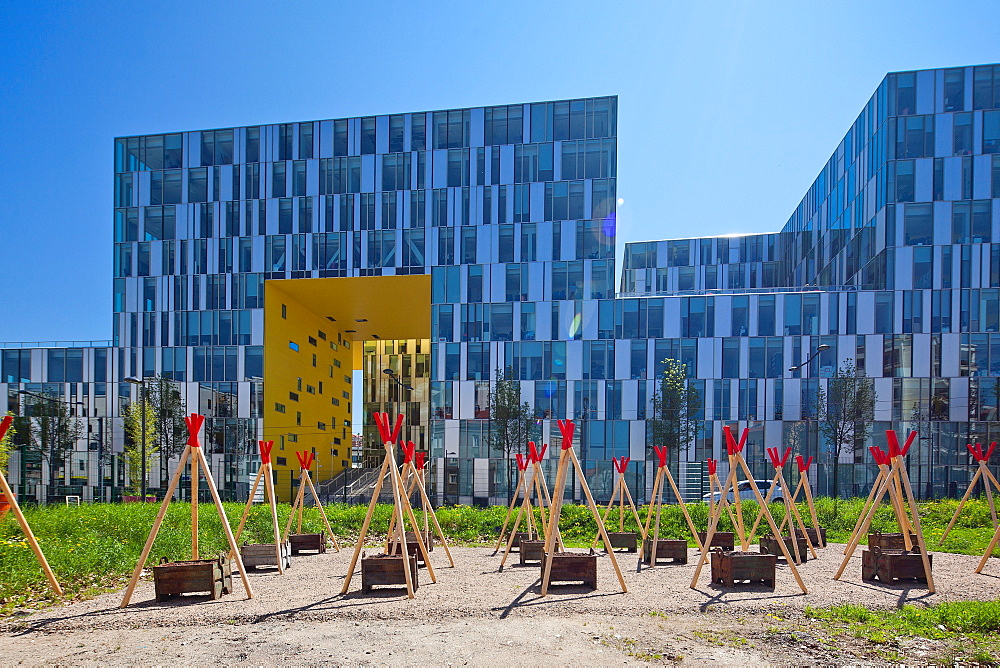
[966, 442, 997, 463]
[258, 440, 274, 464]
[184, 413, 205, 447]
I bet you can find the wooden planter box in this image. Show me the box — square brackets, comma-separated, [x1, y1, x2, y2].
[642, 538, 688, 565]
[867, 532, 919, 550]
[540, 552, 598, 589]
[389, 532, 434, 564]
[803, 527, 827, 548]
[862, 548, 933, 584]
[605, 532, 638, 552]
[711, 550, 777, 588]
[698, 531, 735, 550]
[153, 555, 233, 602]
[240, 541, 291, 570]
[759, 534, 811, 561]
[519, 539, 546, 565]
[361, 553, 419, 592]
[289, 533, 327, 555]
[510, 532, 532, 550]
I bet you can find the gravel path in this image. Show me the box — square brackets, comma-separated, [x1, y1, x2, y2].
[2, 543, 998, 665]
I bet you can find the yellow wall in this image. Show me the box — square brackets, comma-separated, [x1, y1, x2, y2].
[263, 275, 431, 502]
[264, 284, 354, 502]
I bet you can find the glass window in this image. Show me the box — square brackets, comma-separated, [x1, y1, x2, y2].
[904, 203, 933, 245]
[943, 68, 965, 112]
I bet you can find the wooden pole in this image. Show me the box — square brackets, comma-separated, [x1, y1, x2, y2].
[232, 465, 265, 545]
[120, 445, 191, 607]
[493, 468, 527, 553]
[590, 475, 622, 550]
[341, 454, 390, 594]
[283, 471, 306, 540]
[939, 466, 985, 544]
[663, 466, 703, 550]
[195, 445, 254, 599]
[896, 462, 935, 592]
[0, 470, 62, 596]
[384, 444, 415, 598]
[540, 446, 571, 596]
[744, 471, 781, 545]
[191, 455, 199, 560]
[409, 462, 454, 567]
[264, 462, 284, 574]
[844, 465, 887, 554]
[569, 448, 627, 592]
[729, 454, 748, 550]
[304, 471, 341, 551]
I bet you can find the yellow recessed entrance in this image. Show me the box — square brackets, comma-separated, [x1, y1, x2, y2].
[263, 275, 430, 501]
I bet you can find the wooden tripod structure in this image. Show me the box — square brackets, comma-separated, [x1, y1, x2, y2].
[494, 452, 537, 554]
[691, 426, 807, 593]
[230, 440, 285, 573]
[705, 458, 740, 533]
[282, 450, 341, 551]
[0, 415, 62, 596]
[590, 456, 642, 549]
[774, 455, 823, 541]
[384, 442, 454, 567]
[743, 447, 817, 563]
[121, 413, 253, 607]
[541, 419, 628, 595]
[638, 446, 703, 564]
[498, 443, 561, 569]
[341, 412, 435, 598]
[940, 442, 999, 545]
[833, 430, 935, 592]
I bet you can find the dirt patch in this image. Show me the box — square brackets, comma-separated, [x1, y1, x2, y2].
[2, 543, 998, 665]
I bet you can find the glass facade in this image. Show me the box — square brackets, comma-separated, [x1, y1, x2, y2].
[2, 66, 999, 504]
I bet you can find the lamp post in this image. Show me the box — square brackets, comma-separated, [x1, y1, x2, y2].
[124, 377, 148, 501]
[787, 343, 831, 494]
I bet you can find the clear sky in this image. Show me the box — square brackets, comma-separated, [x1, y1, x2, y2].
[0, 1, 996, 342]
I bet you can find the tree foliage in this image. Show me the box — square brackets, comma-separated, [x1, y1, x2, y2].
[0, 411, 16, 476]
[122, 399, 159, 496]
[818, 359, 877, 499]
[488, 367, 539, 500]
[145, 375, 188, 460]
[649, 359, 702, 456]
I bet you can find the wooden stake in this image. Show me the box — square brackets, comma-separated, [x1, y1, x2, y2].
[195, 445, 254, 599]
[540, 446, 571, 596]
[494, 468, 528, 553]
[568, 448, 627, 592]
[341, 454, 390, 593]
[264, 462, 284, 574]
[0, 469, 62, 596]
[191, 454, 199, 559]
[304, 471, 341, 551]
[844, 465, 887, 554]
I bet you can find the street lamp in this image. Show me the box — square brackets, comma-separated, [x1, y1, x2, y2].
[382, 368, 414, 391]
[124, 377, 148, 501]
[788, 343, 830, 373]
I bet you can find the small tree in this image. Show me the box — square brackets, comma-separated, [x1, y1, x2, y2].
[818, 360, 877, 500]
[122, 399, 159, 496]
[649, 359, 702, 463]
[0, 411, 16, 476]
[488, 367, 538, 502]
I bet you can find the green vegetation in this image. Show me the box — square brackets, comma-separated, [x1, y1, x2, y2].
[1, 496, 999, 616]
[806, 601, 1000, 663]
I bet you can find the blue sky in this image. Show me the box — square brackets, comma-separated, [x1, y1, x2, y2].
[0, 1, 996, 342]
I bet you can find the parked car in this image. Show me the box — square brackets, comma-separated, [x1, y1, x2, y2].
[702, 479, 784, 504]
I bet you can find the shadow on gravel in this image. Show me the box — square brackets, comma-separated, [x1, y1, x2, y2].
[693, 586, 805, 612]
[494, 578, 626, 619]
[837, 579, 934, 608]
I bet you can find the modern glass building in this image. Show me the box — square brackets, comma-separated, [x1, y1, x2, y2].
[2, 64, 999, 505]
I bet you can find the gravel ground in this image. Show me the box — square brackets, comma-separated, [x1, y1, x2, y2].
[2, 542, 999, 665]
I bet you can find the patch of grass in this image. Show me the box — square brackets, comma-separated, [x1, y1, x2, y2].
[805, 600, 1000, 663]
